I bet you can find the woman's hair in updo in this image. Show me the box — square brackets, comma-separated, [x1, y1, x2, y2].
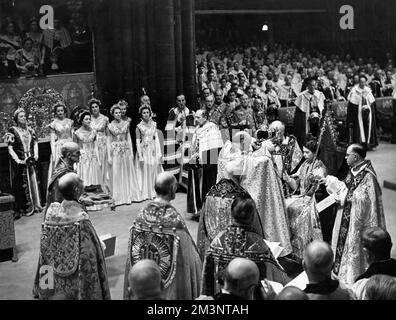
[78, 110, 91, 125]
[53, 103, 68, 117]
[110, 104, 121, 116]
[13, 108, 25, 123]
[88, 98, 101, 112]
[139, 105, 152, 117]
[117, 100, 129, 108]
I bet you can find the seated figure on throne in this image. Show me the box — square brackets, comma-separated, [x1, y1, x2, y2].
[33, 173, 110, 300]
[282, 138, 327, 259]
[123, 173, 202, 300]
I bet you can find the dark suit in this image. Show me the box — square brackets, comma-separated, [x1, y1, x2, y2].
[214, 292, 245, 301]
[323, 86, 345, 101]
[355, 258, 396, 282]
[304, 279, 352, 300]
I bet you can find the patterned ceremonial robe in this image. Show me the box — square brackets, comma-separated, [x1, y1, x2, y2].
[347, 85, 378, 149]
[6, 126, 41, 214]
[123, 201, 202, 300]
[269, 135, 304, 182]
[201, 225, 290, 296]
[241, 149, 293, 256]
[163, 106, 194, 190]
[196, 178, 265, 260]
[317, 111, 347, 177]
[285, 159, 327, 258]
[33, 200, 111, 300]
[293, 89, 325, 146]
[187, 121, 223, 215]
[329, 160, 386, 285]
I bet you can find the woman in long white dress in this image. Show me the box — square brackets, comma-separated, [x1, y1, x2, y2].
[135, 105, 163, 200]
[74, 111, 101, 187]
[48, 103, 74, 184]
[107, 104, 142, 205]
[89, 98, 109, 187]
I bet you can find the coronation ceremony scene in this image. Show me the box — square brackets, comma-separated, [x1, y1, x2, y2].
[1, 0, 396, 303]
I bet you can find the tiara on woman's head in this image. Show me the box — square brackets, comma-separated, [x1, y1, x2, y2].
[138, 104, 152, 114]
[117, 99, 129, 108]
[13, 107, 25, 118]
[110, 104, 121, 115]
[88, 98, 101, 108]
[52, 102, 67, 113]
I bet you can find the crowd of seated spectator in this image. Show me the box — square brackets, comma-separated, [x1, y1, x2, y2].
[0, 15, 92, 80]
[195, 43, 396, 112]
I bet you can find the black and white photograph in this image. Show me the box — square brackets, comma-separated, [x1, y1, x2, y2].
[0, 0, 396, 305]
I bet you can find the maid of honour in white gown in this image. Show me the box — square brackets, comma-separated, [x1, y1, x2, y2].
[107, 104, 142, 205]
[74, 111, 102, 186]
[135, 105, 163, 200]
[89, 98, 109, 187]
[48, 103, 74, 185]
